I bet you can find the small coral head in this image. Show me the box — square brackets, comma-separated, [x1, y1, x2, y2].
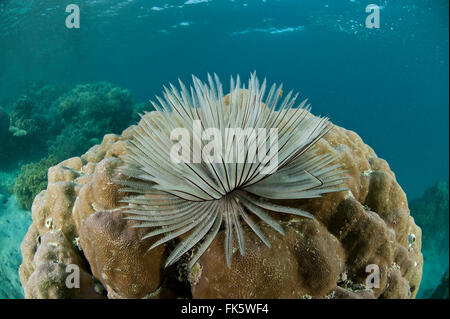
[117, 73, 347, 269]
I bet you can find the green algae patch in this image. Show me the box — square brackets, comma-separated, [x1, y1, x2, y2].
[14, 156, 59, 210]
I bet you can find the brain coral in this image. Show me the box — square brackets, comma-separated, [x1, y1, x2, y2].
[19, 79, 423, 299]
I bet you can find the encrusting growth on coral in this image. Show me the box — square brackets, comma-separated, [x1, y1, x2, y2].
[14, 156, 59, 210]
[118, 73, 348, 268]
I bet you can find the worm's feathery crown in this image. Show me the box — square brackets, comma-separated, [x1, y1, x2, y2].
[117, 73, 347, 268]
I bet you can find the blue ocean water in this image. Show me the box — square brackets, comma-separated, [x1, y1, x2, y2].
[0, 0, 448, 299]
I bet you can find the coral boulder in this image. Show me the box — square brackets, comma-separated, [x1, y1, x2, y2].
[19, 111, 423, 299]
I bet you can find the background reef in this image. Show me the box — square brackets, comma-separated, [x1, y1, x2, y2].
[0, 82, 140, 210]
[409, 182, 449, 298]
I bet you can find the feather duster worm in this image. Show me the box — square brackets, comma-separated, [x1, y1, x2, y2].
[117, 73, 347, 268]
